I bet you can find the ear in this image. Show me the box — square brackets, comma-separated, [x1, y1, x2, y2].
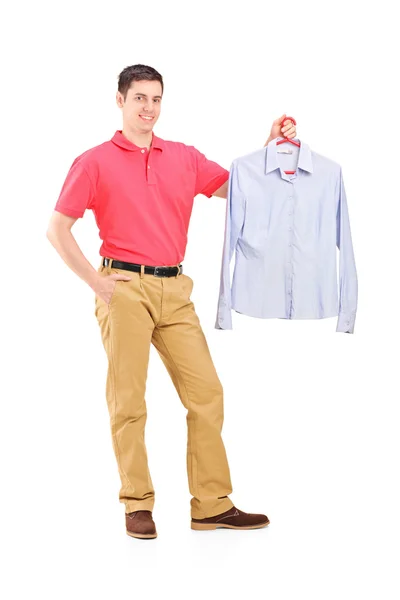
[116, 91, 123, 108]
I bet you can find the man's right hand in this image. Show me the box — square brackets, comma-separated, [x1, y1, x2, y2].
[94, 272, 132, 305]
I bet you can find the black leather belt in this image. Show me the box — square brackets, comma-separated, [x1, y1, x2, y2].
[102, 257, 183, 278]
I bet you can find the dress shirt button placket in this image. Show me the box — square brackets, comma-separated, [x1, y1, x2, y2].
[287, 187, 295, 318]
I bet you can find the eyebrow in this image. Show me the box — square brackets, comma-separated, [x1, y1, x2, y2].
[134, 93, 162, 99]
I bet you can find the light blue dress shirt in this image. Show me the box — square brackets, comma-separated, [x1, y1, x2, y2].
[215, 137, 358, 333]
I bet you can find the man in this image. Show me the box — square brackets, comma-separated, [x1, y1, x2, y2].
[46, 64, 296, 540]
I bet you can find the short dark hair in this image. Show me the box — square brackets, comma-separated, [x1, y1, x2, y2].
[117, 64, 164, 100]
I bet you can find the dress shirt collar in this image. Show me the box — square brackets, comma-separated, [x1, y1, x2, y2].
[111, 129, 165, 152]
[266, 137, 313, 175]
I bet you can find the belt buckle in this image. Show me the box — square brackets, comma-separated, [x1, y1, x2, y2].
[153, 266, 164, 277]
[153, 265, 182, 277]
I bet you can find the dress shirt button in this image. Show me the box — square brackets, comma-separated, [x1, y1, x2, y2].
[288, 243, 292, 247]
[148, 165, 151, 169]
[288, 227, 292, 231]
[141, 149, 145, 153]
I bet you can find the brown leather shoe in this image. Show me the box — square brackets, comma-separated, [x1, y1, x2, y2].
[191, 506, 270, 530]
[126, 510, 157, 539]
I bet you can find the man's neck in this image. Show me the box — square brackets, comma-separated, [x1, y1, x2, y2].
[121, 127, 153, 150]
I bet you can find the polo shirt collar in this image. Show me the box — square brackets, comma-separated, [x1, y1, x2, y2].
[266, 137, 313, 174]
[111, 130, 164, 152]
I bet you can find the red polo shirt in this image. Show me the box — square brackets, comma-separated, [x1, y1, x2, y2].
[54, 130, 229, 266]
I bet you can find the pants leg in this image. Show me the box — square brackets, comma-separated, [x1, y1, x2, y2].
[94, 261, 156, 514]
[151, 272, 234, 519]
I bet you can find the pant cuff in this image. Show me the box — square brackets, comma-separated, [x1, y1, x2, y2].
[191, 496, 235, 519]
[124, 501, 155, 514]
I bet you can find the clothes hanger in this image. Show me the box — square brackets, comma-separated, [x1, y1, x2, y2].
[276, 116, 299, 174]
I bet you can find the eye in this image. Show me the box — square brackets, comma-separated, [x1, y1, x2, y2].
[135, 96, 160, 102]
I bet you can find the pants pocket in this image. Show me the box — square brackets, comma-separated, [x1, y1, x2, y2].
[182, 274, 194, 298]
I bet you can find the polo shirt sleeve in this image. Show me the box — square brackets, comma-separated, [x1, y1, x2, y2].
[193, 148, 229, 198]
[54, 159, 96, 218]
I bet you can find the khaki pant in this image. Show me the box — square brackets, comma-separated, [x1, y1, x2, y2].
[94, 258, 234, 519]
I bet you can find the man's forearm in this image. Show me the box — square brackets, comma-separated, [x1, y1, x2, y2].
[46, 226, 100, 291]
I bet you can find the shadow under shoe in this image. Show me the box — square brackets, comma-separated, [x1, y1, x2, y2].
[191, 506, 270, 530]
[126, 510, 157, 539]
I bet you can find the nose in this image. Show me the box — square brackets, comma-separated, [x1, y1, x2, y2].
[144, 101, 157, 113]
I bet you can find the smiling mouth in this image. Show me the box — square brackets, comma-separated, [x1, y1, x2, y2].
[139, 115, 154, 121]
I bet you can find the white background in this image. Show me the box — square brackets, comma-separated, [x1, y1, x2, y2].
[2, 1, 399, 598]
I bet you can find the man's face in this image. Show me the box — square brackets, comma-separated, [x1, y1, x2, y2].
[117, 79, 162, 132]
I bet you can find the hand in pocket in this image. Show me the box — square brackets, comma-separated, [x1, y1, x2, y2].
[94, 272, 131, 305]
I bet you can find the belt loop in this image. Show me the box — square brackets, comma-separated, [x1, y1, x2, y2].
[175, 263, 179, 278]
[139, 264, 144, 289]
[106, 257, 112, 274]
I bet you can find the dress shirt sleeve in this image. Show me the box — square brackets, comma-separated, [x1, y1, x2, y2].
[215, 161, 246, 330]
[54, 159, 96, 218]
[193, 148, 229, 198]
[336, 168, 358, 333]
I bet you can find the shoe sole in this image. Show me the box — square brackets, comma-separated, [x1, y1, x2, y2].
[126, 530, 157, 539]
[191, 520, 270, 531]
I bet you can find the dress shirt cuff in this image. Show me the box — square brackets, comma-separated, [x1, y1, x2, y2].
[214, 306, 233, 330]
[336, 312, 356, 334]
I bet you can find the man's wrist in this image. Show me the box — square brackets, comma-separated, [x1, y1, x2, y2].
[87, 271, 102, 292]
